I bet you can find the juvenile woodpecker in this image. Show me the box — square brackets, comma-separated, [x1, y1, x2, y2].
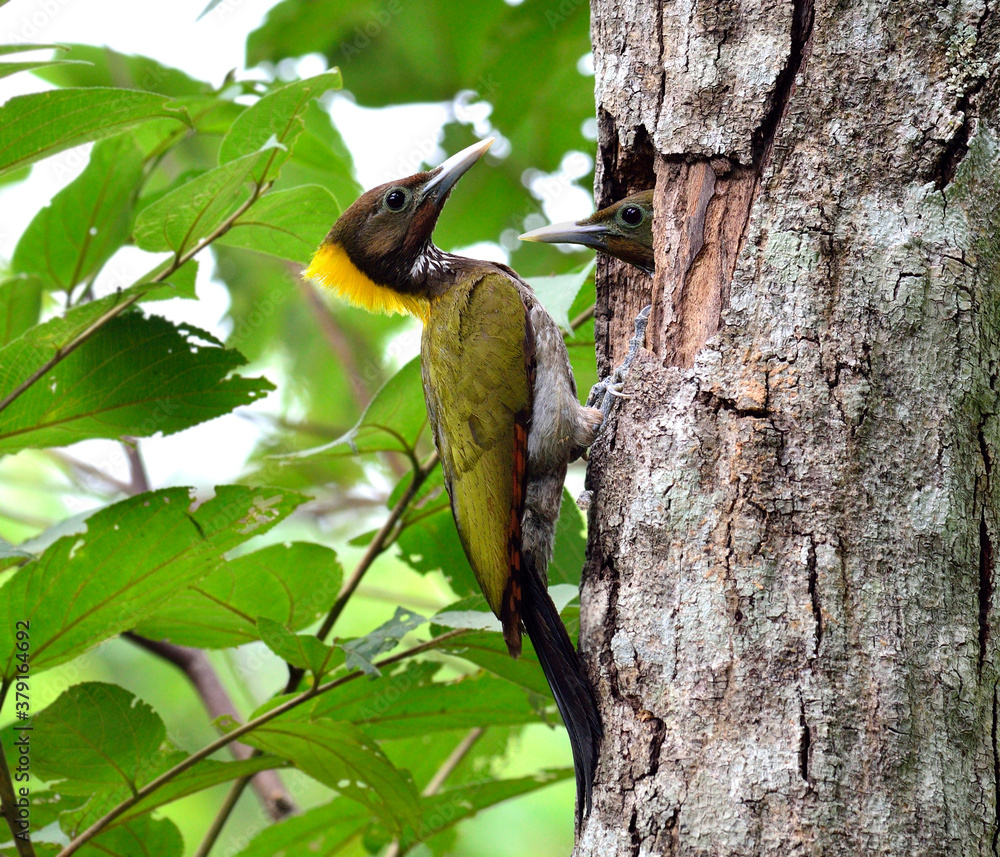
[519, 188, 654, 274]
[306, 139, 603, 817]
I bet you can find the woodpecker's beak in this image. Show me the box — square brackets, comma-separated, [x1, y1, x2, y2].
[422, 137, 494, 207]
[518, 220, 609, 251]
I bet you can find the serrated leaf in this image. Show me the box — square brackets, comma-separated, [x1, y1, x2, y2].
[218, 71, 343, 185]
[134, 542, 342, 648]
[257, 616, 340, 677]
[286, 355, 427, 462]
[0, 275, 42, 345]
[241, 718, 420, 833]
[133, 150, 265, 257]
[0, 485, 306, 678]
[231, 798, 371, 857]
[0, 311, 273, 455]
[12, 136, 145, 292]
[30, 682, 165, 794]
[339, 607, 426, 676]
[216, 184, 340, 263]
[0, 87, 186, 177]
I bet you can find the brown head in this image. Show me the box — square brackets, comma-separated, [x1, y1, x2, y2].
[306, 138, 494, 319]
[519, 188, 654, 275]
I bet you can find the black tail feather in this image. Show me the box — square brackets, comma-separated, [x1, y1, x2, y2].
[521, 564, 602, 819]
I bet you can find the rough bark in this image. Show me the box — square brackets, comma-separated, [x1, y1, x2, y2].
[580, 1, 1000, 855]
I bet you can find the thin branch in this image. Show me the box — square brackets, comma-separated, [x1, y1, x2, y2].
[569, 303, 596, 332]
[123, 634, 296, 821]
[122, 440, 150, 496]
[0, 706, 35, 857]
[0, 180, 272, 417]
[56, 629, 467, 857]
[384, 727, 485, 857]
[284, 451, 440, 693]
[295, 277, 410, 480]
[48, 451, 133, 496]
[192, 777, 252, 857]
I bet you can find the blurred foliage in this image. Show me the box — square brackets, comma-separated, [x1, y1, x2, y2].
[0, 2, 599, 856]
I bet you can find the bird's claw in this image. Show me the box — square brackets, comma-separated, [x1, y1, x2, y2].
[586, 304, 652, 419]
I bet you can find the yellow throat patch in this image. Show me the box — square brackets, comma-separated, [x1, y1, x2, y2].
[305, 242, 430, 322]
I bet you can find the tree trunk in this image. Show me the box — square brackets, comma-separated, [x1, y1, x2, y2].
[580, 1, 1000, 855]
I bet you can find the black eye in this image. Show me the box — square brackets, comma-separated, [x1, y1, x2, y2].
[619, 205, 644, 226]
[385, 188, 408, 211]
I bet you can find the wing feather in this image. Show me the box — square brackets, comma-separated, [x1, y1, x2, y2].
[420, 271, 533, 642]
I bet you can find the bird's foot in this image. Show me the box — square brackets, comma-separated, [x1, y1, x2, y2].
[586, 304, 652, 419]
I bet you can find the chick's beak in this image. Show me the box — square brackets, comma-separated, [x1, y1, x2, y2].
[518, 220, 608, 250]
[421, 137, 494, 207]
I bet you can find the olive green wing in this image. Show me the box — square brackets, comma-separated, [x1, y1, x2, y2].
[420, 270, 533, 640]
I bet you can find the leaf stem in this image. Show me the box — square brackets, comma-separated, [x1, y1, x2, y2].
[191, 775, 252, 857]
[384, 727, 485, 857]
[124, 633, 296, 822]
[0, 179, 272, 417]
[569, 303, 595, 333]
[55, 629, 466, 857]
[283, 450, 440, 694]
[0, 718, 35, 857]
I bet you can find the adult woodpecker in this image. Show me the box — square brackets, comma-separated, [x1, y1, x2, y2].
[519, 188, 654, 275]
[305, 138, 603, 817]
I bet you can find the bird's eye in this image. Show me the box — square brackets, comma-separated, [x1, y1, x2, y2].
[384, 188, 409, 211]
[619, 205, 644, 226]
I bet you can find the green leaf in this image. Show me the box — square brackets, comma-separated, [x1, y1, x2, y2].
[257, 616, 340, 677]
[30, 45, 211, 96]
[30, 683, 165, 794]
[64, 753, 289, 833]
[527, 260, 595, 333]
[218, 71, 343, 184]
[0, 485, 306, 678]
[285, 355, 427, 461]
[12, 136, 145, 292]
[0, 311, 273, 455]
[407, 770, 574, 851]
[395, 497, 480, 600]
[143, 258, 199, 302]
[85, 816, 184, 857]
[0, 87, 186, 178]
[216, 184, 340, 264]
[435, 630, 549, 696]
[134, 541, 342, 648]
[0, 44, 69, 56]
[133, 150, 265, 257]
[339, 607, 426, 677]
[548, 488, 586, 587]
[0, 275, 42, 345]
[278, 100, 360, 206]
[0, 59, 88, 80]
[231, 798, 371, 857]
[21, 790, 87, 831]
[310, 662, 543, 739]
[241, 718, 420, 832]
